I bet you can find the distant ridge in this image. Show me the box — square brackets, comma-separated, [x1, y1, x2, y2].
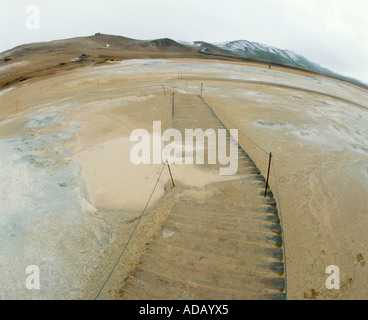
[0, 34, 366, 90]
[0, 34, 200, 88]
[191, 40, 368, 90]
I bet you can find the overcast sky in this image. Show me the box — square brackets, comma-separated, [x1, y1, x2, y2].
[1, 0, 367, 83]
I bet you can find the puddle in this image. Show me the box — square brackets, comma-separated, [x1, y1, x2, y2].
[73, 135, 168, 211]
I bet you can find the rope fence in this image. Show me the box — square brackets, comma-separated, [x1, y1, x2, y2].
[94, 85, 173, 300]
[94, 162, 166, 300]
[198, 92, 288, 299]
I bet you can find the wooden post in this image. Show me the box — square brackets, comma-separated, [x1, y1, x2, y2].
[167, 161, 175, 187]
[171, 92, 175, 118]
[162, 84, 166, 95]
[264, 152, 272, 197]
[200, 83, 203, 97]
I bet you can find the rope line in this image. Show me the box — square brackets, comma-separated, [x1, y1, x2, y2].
[213, 106, 269, 156]
[95, 87, 172, 300]
[94, 162, 166, 300]
[200, 95, 288, 299]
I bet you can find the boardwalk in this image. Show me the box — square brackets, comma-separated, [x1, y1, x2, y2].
[117, 93, 286, 300]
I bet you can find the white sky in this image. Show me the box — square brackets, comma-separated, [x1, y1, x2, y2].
[1, 0, 367, 83]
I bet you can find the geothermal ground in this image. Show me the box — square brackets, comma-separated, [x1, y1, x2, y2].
[0, 57, 367, 299]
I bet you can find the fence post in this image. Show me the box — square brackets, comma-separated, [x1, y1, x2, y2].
[172, 92, 175, 118]
[167, 161, 175, 187]
[162, 84, 166, 95]
[264, 152, 272, 197]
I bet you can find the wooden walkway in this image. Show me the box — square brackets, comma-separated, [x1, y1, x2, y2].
[117, 94, 286, 300]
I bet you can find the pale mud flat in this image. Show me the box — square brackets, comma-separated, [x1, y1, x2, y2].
[204, 81, 368, 299]
[0, 58, 367, 299]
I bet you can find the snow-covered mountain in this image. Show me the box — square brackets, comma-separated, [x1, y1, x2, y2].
[197, 39, 330, 73]
[217, 40, 310, 65]
[188, 39, 367, 88]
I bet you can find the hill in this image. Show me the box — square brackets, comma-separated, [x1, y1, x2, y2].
[0, 34, 203, 88]
[1, 34, 367, 90]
